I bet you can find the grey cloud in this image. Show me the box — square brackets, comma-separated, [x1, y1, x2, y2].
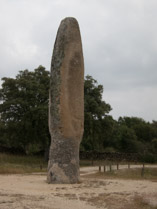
[0, 0, 157, 121]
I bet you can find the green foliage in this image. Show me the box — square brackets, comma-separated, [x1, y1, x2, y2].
[0, 66, 50, 154]
[118, 117, 157, 154]
[81, 75, 112, 151]
[0, 67, 157, 162]
[84, 75, 111, 119]
[82, 76, 157, 161]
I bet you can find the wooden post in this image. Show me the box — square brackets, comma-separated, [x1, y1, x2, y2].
[141, 163, 145, 177]
[91, 159, 94, 166]
[91, 152, 94, 166]
[110, 163, 112, 172]
[128, 163, 130, 169]
[117, 163, 119, 170]
[104, 165, 106, 173]
[99, 165, 101, 172]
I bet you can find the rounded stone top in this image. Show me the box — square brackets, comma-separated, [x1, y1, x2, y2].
[61, 17, 78, 24]
[60, 17, 79, 29]
[54, 17, 81, 48]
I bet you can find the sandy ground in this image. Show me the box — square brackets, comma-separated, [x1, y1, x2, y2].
[0, 166, 157, 209]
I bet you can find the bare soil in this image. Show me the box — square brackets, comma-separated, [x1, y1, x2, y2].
[0, 166, 157, 209]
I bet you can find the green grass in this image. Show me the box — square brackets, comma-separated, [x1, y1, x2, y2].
[0, 153, 47, 174]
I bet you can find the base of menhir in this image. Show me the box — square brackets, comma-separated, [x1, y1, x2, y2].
[47, 137, 80, 184]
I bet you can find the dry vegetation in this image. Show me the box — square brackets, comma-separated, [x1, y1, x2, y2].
[81, 193, 157, 209]
[0, 153, 47, 174]
[84, 167, 157, 181]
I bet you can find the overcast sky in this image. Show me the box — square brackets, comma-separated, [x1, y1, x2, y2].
[0, 0, 157, 122]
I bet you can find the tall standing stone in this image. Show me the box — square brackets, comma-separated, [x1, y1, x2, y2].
[47, 17, 84, 183]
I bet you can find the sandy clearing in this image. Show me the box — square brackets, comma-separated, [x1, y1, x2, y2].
[0, 166, 157, 209]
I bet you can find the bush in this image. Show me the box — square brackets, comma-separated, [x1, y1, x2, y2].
[139, 153, 157, 163]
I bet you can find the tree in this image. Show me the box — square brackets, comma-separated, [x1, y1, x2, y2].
[117, 117, 157, 162]
[0, 70, 113, 154]
[81, 75, 112, 151]
[0, 66, 50, 154]
[118, 116, 153, 142]
[101, 117, 121, 152]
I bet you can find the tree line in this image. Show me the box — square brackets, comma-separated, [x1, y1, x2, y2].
[0, 66, 157, 162]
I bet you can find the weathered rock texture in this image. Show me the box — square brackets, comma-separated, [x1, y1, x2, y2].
[47, 17, 84, 183]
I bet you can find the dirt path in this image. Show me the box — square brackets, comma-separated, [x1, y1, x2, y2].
[0, 166, 157, 209]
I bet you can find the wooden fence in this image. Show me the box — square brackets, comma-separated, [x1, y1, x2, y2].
[80, 151, 140, 163]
